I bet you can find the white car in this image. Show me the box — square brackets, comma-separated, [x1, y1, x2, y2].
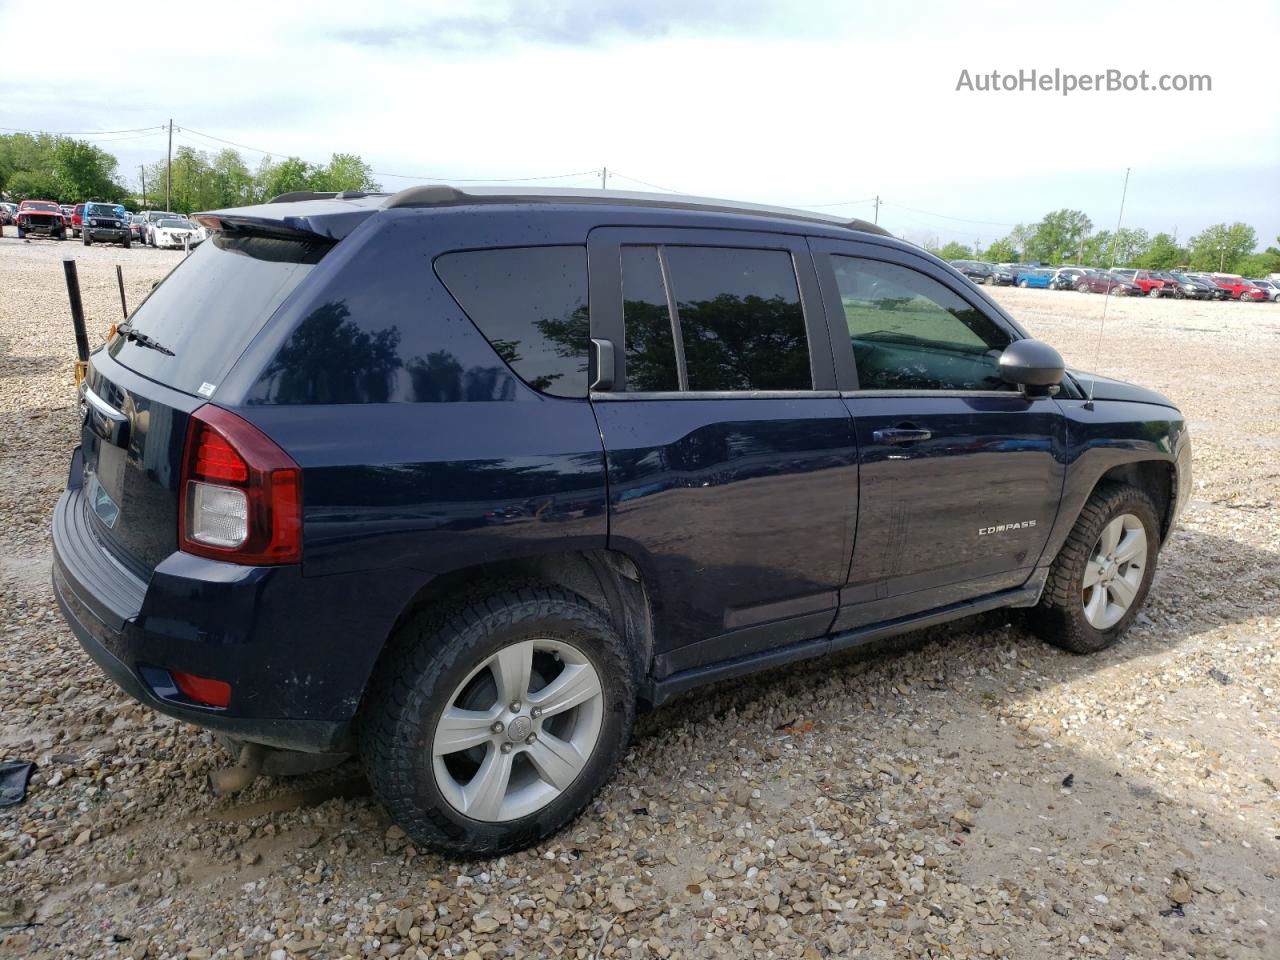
[151, 217, 199, 250]
[1249, 279, 1280, 302]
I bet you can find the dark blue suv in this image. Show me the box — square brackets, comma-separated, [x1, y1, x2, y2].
[52, 186, 1191, 855]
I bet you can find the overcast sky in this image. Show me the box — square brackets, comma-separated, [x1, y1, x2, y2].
[3, 0, 1277, 248]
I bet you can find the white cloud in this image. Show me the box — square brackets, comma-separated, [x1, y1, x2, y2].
[2, 0, 1277, 241]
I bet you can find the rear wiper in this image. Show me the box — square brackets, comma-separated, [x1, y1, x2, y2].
[115, 322, 175, 356]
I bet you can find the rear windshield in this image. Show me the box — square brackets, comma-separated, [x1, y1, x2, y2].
[108, 233, 327, 396]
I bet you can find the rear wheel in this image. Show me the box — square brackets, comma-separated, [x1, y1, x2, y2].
[1018, 279, 1028, 288]
[360, 585, 635, 857]
[1029, 483, 1160, 654]
[1147, 287, 1161, 298]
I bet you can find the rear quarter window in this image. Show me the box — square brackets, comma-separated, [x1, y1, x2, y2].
[434, 246, 589, 399]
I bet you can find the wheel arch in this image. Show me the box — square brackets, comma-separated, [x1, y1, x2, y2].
[1094, 459, 1176, 540]
[358, 547, 658, 720]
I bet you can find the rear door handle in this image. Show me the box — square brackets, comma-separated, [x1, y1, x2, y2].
[590, 338, 615, 391]
[873, 426, 932, 445]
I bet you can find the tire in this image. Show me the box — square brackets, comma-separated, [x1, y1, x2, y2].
[360, 584, 635, 857]
[1018, 279, 1028, 288]
[1029, 483, 1160, 654]
[1175, 290, 1186, 300]
[56, 229, 65, 241]
[83, 233, 92, 246]
[122, 236, 131, 249]
[1147, 287, 1161, 298]
[16, 227, 24, 240]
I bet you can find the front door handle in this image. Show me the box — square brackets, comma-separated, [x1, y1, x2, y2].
[873, 426, 932, 445]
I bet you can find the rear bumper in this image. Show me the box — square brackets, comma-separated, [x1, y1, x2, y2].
[51, 469, 356, 754]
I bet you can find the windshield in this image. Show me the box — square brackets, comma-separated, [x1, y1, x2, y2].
[108, 233, 329, 396]
[86, 203, 119, 217]
[24, 201, 59, 212]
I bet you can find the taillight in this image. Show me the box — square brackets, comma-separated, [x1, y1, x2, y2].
[179, 405, 302, 564]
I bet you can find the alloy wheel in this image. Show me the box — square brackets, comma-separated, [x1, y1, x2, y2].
[432, 638, 604, 822]
[1082, 513, 1147, 630]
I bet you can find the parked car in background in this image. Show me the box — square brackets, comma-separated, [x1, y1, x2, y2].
[1078, 271, 1143, 296]
[990, 263, 1019, 286]
[15, 199, 67, 240]
[1247, 279, 1280, 302]
[1183, 273, 1232, 300]
[1015, 268, 1053, 289]
[151, 217, 199, 249]
[142, 210, 181, 246]
[70, 203, 85, 238]
[81, 201, 131, 247]
[0, 202, 17, 225]
[129, 214, 147, 243]
[1050, 267, 1088, 290]
[949, 260, 994, 284]
[1112, 269, 1166, 298]
[52, 186, 1190, 855]
[1160, 272, 1214, 300]
[1208, 274, 1266, 301]
[60, 204, 75, 222]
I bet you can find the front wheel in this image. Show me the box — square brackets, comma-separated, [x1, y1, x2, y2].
[1029, 483, 1160, 654]
[1148, 287, 1161, 298]
[360, 585, 635, 857]
[83, 234, 92, 245]
[122, 236, 131, 249]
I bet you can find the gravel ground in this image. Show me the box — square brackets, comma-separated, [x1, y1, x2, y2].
[1, 232, 1277, 960]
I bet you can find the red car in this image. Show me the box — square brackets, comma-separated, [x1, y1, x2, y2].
[14, 199, 67, 240]
[1208, 275, 1267, 301]
[1077, 270, 1143, 296]
[70, 203, 85, 238]
[1114, 269, 1173, 298]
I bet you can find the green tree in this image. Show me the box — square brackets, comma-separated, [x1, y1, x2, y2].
[1110, 228, 1151, 266]
[4, 168, 61, 200]
[929, 241, 972, 261]
[1187, 222, 1258, 273]
[1026, 209, 1092, 263]
[310, 153, 380, 192]
[255, 156, 314, 200]
[1134, 233, 1186, 270]
[984, 237, 1017, 263]
[1080, 230, 1112, 266]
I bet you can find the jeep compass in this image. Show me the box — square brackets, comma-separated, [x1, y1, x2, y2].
[52, 186, 1191, 855]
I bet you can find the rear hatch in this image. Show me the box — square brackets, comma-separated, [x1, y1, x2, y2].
[80, 232, 329, 576]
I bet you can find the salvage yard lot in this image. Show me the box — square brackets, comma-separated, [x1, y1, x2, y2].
[1, 235, 1277, 959]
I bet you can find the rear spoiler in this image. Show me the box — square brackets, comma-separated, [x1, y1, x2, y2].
[191, 212, 339, 243]
[193, 197, 380, 242]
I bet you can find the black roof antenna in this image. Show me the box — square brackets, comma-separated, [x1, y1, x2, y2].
[1085, 167, 1131, 410]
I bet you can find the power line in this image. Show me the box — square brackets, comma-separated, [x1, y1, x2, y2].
[607, 170, 685, 194]
[177, 124, 601, 184]
[791, 197, 876, 209]
[0, 124, 165, 136]
[879, 200, 1020, 228]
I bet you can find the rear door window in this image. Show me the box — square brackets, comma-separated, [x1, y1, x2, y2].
[108, 233, 327, 396]
[619, 245, 811, 392]
[434, 246, 589, 398]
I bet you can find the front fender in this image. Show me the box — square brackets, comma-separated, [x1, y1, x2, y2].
[1042, 397, 1188, 564]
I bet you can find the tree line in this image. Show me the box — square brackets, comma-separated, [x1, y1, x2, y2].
[926, 208, 1279, 277]
[0, 132, 380, 213]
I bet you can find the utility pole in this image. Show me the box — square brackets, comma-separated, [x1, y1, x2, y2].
[873, 195, 880, 224]
[139, 165, 147, 208]
[601, 167, 608, 190]
[165, 118, 173, 210]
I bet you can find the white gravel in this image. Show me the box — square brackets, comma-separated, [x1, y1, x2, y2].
[1, 231, 1277, 959]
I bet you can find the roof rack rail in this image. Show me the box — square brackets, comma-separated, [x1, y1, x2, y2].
[269, 190, 375, 204]
[381, 184, 892, 236]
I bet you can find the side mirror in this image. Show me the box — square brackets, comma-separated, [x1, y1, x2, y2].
[998, 339, 1064, 396]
